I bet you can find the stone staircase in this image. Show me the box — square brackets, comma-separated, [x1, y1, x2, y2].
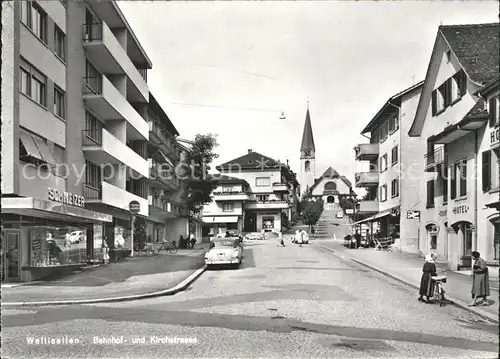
[313, 204, 344, 239]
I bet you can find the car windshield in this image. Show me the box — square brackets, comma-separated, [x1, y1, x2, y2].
[212, 239, 236, 248]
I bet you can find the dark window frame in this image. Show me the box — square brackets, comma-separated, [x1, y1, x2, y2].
[19, 59, 47, 107]
[391, 146, 398, 165]
[54, 25, 66, 61]
[482, 150, 491, 192]
[391, 178, 399, 198]
[426, 180, 435, 208]
[21, 1, 48, 44]
[54, 85, 65, 119]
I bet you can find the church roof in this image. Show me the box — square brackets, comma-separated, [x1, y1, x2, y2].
[300, 109, 315, 152]
[309, 167, 352, 192]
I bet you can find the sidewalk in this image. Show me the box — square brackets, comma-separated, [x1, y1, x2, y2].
[2, 243, 209, 306]
[316, 240, 499, 324]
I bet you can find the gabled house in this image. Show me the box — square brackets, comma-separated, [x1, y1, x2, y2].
[208, 149, 298, 233]
[408, 23, 499, 269]
[308, 167, 355, 207]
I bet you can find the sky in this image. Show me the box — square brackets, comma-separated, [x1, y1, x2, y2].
[117, 0, 498, 194]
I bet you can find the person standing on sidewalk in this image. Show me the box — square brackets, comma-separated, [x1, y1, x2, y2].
[469, 251, 490, 307]
[418, 254, 437, 303]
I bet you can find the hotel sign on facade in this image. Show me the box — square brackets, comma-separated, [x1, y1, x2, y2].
[48, 188, 85, 208]
[490, 126, 499, 148]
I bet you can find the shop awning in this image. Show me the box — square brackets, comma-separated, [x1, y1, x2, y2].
[1, 198, 113, 223]
[202, 216, 214, 223]
[213, 216, 239, 224]
[32, 136, 56, 165]
[485, 200, 500, 210]
[353, 209, 392, 225]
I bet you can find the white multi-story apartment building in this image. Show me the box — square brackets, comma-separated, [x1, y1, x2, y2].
[354, 82, 423, 252]
[1, 1, 185, 282]
[408, 23, 499, 270]
[203, 150, 298, 234]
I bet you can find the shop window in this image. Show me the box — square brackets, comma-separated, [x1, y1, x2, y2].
[262, 216, 274, 230]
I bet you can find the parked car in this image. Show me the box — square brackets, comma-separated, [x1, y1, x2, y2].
[68, 231, 85, 244]
[244, 232, 263, 240]
[205, 237, 243, 269]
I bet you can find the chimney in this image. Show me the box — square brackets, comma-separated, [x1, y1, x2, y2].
[248, 149, 252, 154]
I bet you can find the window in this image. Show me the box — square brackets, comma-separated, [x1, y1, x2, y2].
[255, 177, 270, 187]
[222, 203, 234, 212]
[257, 195, 269, 202]
[84, 111, 103, 144]
[489, 96, 499, 127]
[379, 154, 388, 173]
[371, 128, 379, 144]
[379, 121, 389, 142]
[389, 116, 399, 133]
[305, 160, 310, 172]
[391, 146, 398, 165]
[446, 50, 451, 63]
[19, 67, 30, 96]
[482, 150, 491, 192]
[451, 75, 461, 103]
[441, 172, 448, 204]
[54, 86, 65, 119]
[21, 2, 47, 43]
[84, 60, 102, 94]
[432, 87, 445, 115]
[263, 216, 274, 230]
[379, 184, 387, 202]
[19, 60, 46, 106]
[426, 180, 435, 208]
[54, 26, 66, 61]
[391, 178, 399, 198]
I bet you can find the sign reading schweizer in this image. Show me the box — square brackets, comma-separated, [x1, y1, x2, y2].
[48, 188, 85, 208]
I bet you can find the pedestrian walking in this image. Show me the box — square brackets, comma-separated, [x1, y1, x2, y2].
[418, 253, 437, 303]
[190, 233, 196, 249]
[469, 251, 490, 306]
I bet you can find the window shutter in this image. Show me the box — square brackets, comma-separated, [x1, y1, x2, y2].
[490, 97, 497, 127]
[460, 161, 467, 197]
[482, 151, 491, 192]
[450, 165, 457, 199]
[441, 174, 448, 202]
[427, 180, 434, 207]
[431, 90, 437, 116]
[444, 80, 451, 107]
[458, 71, 467, 96]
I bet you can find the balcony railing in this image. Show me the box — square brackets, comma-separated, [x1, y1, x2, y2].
[213, 191, 250, 196]
[82, 129, 102, 146]
[84, 183, 101, 200]
[82, 22, 103, 42]
[82, 76, 102, 95]
[425, 147, 447, 171]
[150, 196, 170, 211]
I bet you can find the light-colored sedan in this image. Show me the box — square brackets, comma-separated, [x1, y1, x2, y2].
[244, 232, 263, 240]
[205, 237, 243, 268]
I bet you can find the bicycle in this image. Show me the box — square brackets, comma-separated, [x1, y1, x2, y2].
[156, 239, 179, 254]
[432, 271, 448, 307]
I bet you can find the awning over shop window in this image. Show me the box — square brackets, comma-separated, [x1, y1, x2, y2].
[353, 209, 393, 225]
[32, 135, 56, 165]
[20, 131, 43, 160]
[213, 216, 238, 224]
[202, 216, 214, 223]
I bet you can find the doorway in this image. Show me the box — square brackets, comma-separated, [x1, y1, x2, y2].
[244, 212, 257, 233]
[327, 196, 335, 203]
[3, 229, 21, 281]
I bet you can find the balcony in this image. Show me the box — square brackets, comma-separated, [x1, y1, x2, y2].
[272, 182, 289, 192]
[82, 129, 149, 178]
[355, 172, 379, 187]
[82, 22, 148, 102]
[148, 159, 180, 191]
[213, 191, 251, 201]
[244, 200, 290, 210]
[82, 76, 149, 140]
[357, 200, 379, 214]
[148, 195, 178, 219]
[424, 147, 447, 172]
[84, 181, 148, 217]
[148, 121, 179, 162]
[355, 143, 380, 161]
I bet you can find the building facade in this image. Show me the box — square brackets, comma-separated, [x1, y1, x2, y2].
[354, 82, 423, 252]
[1, 0, 187, 282]
[205, 150, 297, 234]
[408, 23, 499, 269]
[308, 167, 355, 210]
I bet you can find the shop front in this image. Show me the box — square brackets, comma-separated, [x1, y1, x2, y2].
[1, 197, 112, 282]
[202, 215, 241, 238]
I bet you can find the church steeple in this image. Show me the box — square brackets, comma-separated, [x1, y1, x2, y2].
[300, 104, 315, 158]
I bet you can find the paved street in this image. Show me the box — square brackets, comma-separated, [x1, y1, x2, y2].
[2, 237, 498, 358]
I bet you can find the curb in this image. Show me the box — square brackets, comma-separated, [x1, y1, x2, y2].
[317, 244, 499, 324]
[2, 265, 207, 308]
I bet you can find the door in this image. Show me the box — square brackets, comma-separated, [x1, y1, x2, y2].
[244, 213, 257, 233]
[3, 230, 21, 281]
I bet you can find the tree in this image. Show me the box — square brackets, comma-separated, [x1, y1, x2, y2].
[339, 196, 356, 210]
[181, 134, 220, 221]
[301, 199, 324, 233]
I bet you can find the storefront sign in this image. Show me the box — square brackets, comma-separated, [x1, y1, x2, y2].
[491, 126, 499, 147]
[346, 209, 354, 214]
[407, 210, 420, 219]
[439, 210, 447, 217]
[452, 204, 470, 215]
[48, 188, 85, 208]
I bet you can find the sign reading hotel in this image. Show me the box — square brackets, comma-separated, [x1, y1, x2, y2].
[491, 126, 499, 148]
[452, 204, 469, 215]
[48, 188, 85, 208]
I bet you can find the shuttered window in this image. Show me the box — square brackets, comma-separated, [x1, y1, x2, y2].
[426, 180, 434, 207]
[450, 164, 457, 200]
[482, 151, 491, 192]
[459, 160, 467, 197]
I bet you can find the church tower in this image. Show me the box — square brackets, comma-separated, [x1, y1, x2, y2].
[300, 104, 316, 197]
